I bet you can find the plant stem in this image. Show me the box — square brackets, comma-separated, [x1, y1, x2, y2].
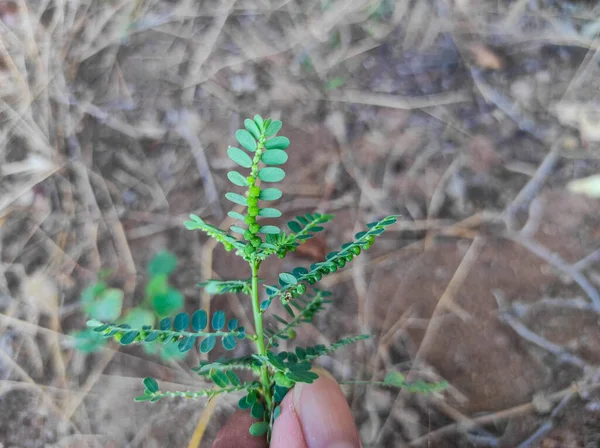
[251, 260, 272, 411]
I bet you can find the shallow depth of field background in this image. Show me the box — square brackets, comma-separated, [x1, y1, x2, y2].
[2, 0, 600, 446]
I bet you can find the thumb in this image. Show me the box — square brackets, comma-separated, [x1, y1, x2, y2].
[270, 368, 361, 448]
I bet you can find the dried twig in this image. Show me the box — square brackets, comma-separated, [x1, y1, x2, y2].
[506, 232, 600, 312]
[327, 89, 470, 110]
[502, 143, 561, 230]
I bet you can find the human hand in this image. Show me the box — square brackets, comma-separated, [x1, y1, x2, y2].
[212, 368, 361, 448]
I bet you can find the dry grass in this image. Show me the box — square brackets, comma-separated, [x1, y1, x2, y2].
[2, 0, 600, 446]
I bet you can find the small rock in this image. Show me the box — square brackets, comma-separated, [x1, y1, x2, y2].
[532, 393, 553, 414]
[511, 79, 534, 105]
[467, 43, 504, 70]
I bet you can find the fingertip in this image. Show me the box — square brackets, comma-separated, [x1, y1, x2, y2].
[273, 368, 361, 448]
[270, 393, 307, 448]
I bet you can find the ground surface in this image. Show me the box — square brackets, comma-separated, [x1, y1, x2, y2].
[2, 0, 600, 447]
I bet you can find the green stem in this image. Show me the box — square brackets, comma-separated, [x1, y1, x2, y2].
[251, 260, 272, 411]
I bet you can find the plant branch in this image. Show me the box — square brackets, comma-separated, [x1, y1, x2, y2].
[251, 260, 273, 412]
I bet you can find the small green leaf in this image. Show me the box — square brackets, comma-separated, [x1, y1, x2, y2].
[148, 251, 178, 276]
[259, 225, 281, 235]
[146, 274, 168, 299]
[159, 317, 171, 330]
[265, 120, 282, 137]
[292, 267, 308, 277]
[227, 319, 239, 330]
[259, 188, 282, 201]
[120, 331, 139, 345]
[210, 369, 230, 387]
[134, 394, 152, 402]
[261, 150, 288, 165]
[245, 119, 261, 140]
[226, 370, 241, 386]
[153, 288, 183, 317]
[87, 320, 106, 329]
[235, 130, 257, 152]
[238, 395, 251, 409]
[81, 281, 107, 306]
[273, 405, 281, 420]
[227, 171, 249, 187]
[249, 422, 268, 437]
[85, 288, 123, 322]
[230, 225, 247, 235]
[325, 76, 345, 90]
[144, 331, 159, 342]
[266, 352, 286, 370]
[254, 115, 264, 130]
[228, 212, 245, 223]
[288, 371, 319, 383]
[247, 390, 258, 404]
[212, 310, 225, 330]
[258, 167, 285, 183]
[227, 146, 253, 168]
[258, 208, 282, 218]
[192, 310, 208, 331]
[279, 273, 298, 285]
[144, 377, 158, 393]
[123, 308, 155, 328]
[222, 335, 237, 350]
[251, 401, 265, 419]
[384, 371, 405, 388]
[178, 336, 195, 352]
[200, 335, 216, 353]
[173, 313, 189, 331]
[287, 221, 302, 233]
[225, 192, 248, 206]
[264, 136, 290, 150]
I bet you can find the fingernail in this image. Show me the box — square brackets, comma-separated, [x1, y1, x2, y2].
[292, 370, 361, 448]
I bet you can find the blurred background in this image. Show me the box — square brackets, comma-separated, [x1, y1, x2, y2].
[2, 0, 600, 446]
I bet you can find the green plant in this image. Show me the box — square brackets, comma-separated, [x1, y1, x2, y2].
[86, 116, 446, 440]
[73, 251, 186, 360]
